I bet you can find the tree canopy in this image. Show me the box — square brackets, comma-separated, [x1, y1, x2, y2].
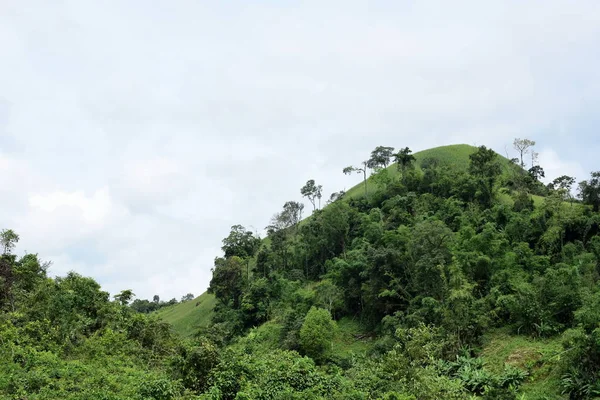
[368, 146, 395, 169]
[579, 171, 600, 211]
[301, 179, 323, 211]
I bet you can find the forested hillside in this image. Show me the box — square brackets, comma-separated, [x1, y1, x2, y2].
[2, 141, 600, 399]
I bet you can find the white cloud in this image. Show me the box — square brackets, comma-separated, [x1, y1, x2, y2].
[538, 148, 587, 185]
[29, 187, 112, 224]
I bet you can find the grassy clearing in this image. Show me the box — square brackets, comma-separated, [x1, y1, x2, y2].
[230, 315, 374, 361]
[155, 291, 215, 338]
[331, 317, 374, 358]
[233, 321, 284, 353]
[479, 329, 565, 399]
[501, 191, 581, 211]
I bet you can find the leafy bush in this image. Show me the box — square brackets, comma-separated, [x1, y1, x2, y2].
[299, 307, 337, 363]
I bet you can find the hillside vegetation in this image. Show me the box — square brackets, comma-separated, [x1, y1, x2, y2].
[343, 144, 515, 199]
[156, 292, 216, 338]
[159, 144, 492, 332]
[2, 140, 600, 399]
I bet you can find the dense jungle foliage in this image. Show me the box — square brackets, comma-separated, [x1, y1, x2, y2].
[2, 142, 600, 399]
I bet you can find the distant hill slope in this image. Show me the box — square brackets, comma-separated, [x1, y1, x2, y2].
[344, 143, 515, 199]
[155, 292, 215, 338]
[159, 144, 515, 338]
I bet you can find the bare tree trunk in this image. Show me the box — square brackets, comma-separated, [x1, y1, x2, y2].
[520, 152, 524, 168]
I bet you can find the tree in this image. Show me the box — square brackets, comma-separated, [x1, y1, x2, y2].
[531, 150, 539, 168]
[265, 202, 305, 274]
[130, 298, 158, 313]
[578, 171, 600, 211]
[368, 146, 395, 169]
[299, 306, 337, 363]
[221, 225, 261, 259]
[394, 147, 416, 176]
[327, 191, 345, 205]
[314, 279, 343, 317]
[13, 253, 47, 296]
[268, 201, 304, 232]
[240, 277, 273, 327]
[528, 165, 545, 181]
[0, 255, 15, 310]
[172, 339, 219, 392]
[343, 161, 368, 196]
[0, 229, 19, 255]
[553, 175, 576, 193]
[371, 168, 392, 190]
[409, 220, 454, 301]
[114, 289, 135, 306]
[468, 146, 502, 206]
[208, 256, 245, 309]
[222, 225, 261, 283]
[552, 175, 576, 203]
[181, 293, 194, 302]
[153, 294, 160, 303]
[297, 201, 351, 280]
[300, 179, 323, 211]
[513, 138, 535, 168]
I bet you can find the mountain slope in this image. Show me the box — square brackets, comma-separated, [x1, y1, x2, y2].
[155, 292, 215, 338]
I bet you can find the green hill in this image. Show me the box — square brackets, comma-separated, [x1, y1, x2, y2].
[157, 144, 536, 339]
[194, 142, 592, 398]
[4, 141, 596, 399]
[155, 291, 215, 338]
[413, 143, 481, 169]
[344, 143, 516, 199]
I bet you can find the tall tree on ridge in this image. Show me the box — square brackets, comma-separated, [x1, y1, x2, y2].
[343, 161, 369, 196]
[528, 165, 545, 181]
[553, 175, 576, 203]
[221, 225, 261, 259]
[368, 146, 395, 169]
[513, 138, 536, 168]
[222, 224, 261, 281]
[0, 229, 19, 310]
[268, 201, 304, 232]
[0, 229, 19, 255]
[301, 179, 323, 211]
[394, 147, 416, 177]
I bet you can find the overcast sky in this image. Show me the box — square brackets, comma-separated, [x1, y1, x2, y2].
[1, 1, 599, 300]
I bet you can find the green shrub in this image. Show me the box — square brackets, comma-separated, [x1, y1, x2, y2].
[299, 307, 337, 363]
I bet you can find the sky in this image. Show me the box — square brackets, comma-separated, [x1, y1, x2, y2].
[1, 1, 599, 300]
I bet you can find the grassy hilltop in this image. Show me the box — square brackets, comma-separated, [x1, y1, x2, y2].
[344, 144, 516, 199]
